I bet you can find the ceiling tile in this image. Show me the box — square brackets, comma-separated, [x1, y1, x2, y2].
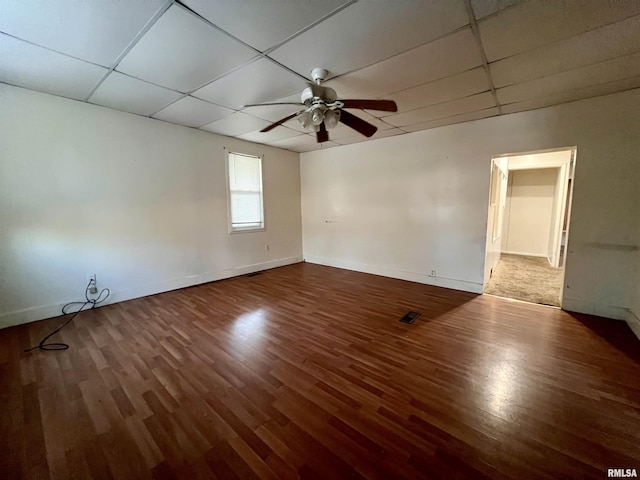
[276, 117, 312, 134]
[192, 58, 303, 109]
[88, 72, 182, 116]
[0, 0, 166, 66]
[402, 107, 500, 132]
[241, 102, 313, 134]
[372, 127, 406, 138]
[325, 116, 400, 141]
[270, 0, 469, 78]
[333, 127, 405, 145]
[470, 0, 523, 20]
[297, 140, 342, 152]
[325, 123, 365, 140]
[4, 0, 639, 151]
[237, 127, 302, 143]
[267, 92, 317, 125]
[272, 92, 302, 104]
[0, 34, 107, 100]
[116, 4, 257, 92]
[342, 109, 395, 131]
[500, 76, 640, 115]
[479, 0, 640, 62]
[267, 133, 319, 152]
[152, 96, 233, 127]
[200, 112, 271, 137]
[497, 51, 640, 105]
[390, 67, 490, 112]
[181, 0, 350, 51]
[331, 136, 367, 146]
[241, 102, 303, 123]
[324, 28, 483, 99]
[490, 14, 640, 88]
[384, 92, 496, 127]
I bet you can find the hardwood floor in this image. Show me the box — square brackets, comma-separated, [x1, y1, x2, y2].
[1, 262, 639, 479]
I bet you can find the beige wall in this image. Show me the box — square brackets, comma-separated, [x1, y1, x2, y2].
[502, 168, 557, 257]
[0, 84, 303, 328]
[301, 88, 640, 320]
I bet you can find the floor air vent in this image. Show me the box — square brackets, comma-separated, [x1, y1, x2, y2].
[400, 311, 421, 324]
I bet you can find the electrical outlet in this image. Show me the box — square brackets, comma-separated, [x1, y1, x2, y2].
[87, 274, 97, 294]
[265, 243, 270, 252]
[429, 270, 437, 277]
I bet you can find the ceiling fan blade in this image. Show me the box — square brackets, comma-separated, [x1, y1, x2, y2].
[245, 102, 304, 108]
[340, 99, 398, 112]
[339, 110, 377, 137]
[316, 122, 329, 143]
[260, 112, 301, 133]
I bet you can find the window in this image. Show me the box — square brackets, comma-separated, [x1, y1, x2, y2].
[227, 151, 264, 232]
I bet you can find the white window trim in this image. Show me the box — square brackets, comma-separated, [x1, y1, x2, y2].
[225, 150, 266, 234]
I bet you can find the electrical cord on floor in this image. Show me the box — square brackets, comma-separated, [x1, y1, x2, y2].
[24, 279, 110, 352]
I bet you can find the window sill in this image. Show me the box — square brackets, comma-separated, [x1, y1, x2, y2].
[229, 226, 265, 234]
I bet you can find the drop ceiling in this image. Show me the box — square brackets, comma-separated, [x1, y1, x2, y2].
[1, 0, 639, 153]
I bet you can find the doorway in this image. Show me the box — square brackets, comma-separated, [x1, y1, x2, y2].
[483, 148, 576, 307]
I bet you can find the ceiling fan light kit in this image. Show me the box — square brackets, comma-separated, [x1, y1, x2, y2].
[244, 67, 398, 143]
[323, 109, 341, 129]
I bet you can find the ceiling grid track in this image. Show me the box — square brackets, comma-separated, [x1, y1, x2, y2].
[0, 31, 105, 69]
[155, 0, 309, 121]
[463, 0, 503, 114]
[83, 0, 175, 101]
[326, 23, 474, 85]
[174, 0, 264, 58]
[173, 0, 358, 88]
[260, 0, 359, 57]
[4, 0, 640, 151]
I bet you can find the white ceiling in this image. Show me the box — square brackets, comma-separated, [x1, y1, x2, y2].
[1, 0, 639, 153]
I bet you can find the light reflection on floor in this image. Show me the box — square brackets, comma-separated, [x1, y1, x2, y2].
[230, 308, 267, 354]
[483, 345, 526, 420]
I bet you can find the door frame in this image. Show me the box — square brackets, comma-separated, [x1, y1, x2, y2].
[483, 147, 577, 306]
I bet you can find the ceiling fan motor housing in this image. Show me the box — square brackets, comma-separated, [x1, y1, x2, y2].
[301, 86, 338, 105]
[310, 67, 328, 84]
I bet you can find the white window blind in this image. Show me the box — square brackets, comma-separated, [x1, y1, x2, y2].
[227, 152, 264, 231]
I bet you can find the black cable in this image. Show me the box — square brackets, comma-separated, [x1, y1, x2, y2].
[24, 279, 110, 352]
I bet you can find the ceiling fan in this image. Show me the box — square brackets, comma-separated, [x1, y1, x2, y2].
[244, 68, 398, 143]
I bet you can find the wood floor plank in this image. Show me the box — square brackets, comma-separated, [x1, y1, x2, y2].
[2, 262, 640, 479]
